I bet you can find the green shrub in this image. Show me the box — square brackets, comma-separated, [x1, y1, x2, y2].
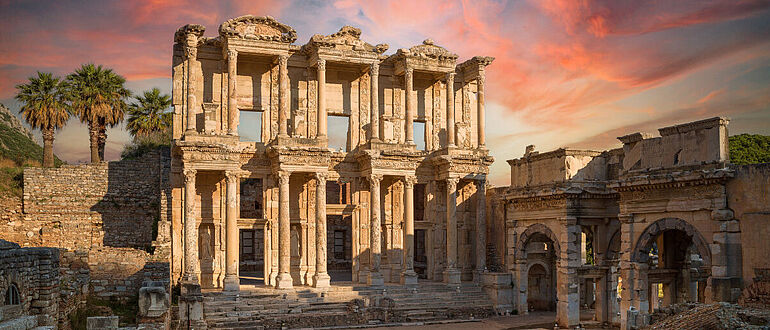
[730, 134, 770, 165]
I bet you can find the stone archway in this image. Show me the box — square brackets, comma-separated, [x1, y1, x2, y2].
[514, 223, 560, 314]
[516, 223, 561, 260]
[631, 218, 711, 267]
[632, 218, 712, 309]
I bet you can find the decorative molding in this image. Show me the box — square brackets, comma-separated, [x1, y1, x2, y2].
[218, 15, 297, 43]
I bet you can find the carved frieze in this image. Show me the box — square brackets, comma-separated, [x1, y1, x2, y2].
[218, 15, 297, 43]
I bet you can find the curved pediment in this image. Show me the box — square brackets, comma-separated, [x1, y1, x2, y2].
[218, 15, 297, 43]
[398, 39, 458, 61]
[304, 26, 388, 54]
[174, 24, 205, 44]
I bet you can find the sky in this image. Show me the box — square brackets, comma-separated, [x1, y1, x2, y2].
[1, 0, 769, 186]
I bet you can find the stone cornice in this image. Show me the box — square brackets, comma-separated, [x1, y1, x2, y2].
[302, 26, 388, 56]
[609, 168, 734, 192]
[506, 148, 603, 166]
[658, 116, 728, 137]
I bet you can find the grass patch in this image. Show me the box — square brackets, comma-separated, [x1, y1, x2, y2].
[0, 121, 62, 167]
[0, 166, 24, 197]
[68, 296, 139, 330]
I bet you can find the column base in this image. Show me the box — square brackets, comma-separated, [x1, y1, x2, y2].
[401, 270, 418, 286]
[304, 268, 315, 286]
[313, 272, 331, 288]
[444, 268, 461, 285]
[179, 282, 204, 328]
[268, 270, 278, 286]
[223, 275, 240, 292]
[275, 273, 294, 290]
[368, 271, 384, 287]
[358, 270, 370, 284]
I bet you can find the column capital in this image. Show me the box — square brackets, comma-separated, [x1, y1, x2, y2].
[477, 71, 485, 87]
[278, 54, 289, 66]
[446, 72, 456, 81]
[317, 58, 326, 71]
[225, 48, 237, 61]
[370, 62, 379, 75]
[446, 177, 459, 190]
[225, 170, 239, 183]
[475, 177, 486, 188]
[404, 175, 417, 188]
[313, 172, 328, 183]
[404, 66, 414, 78]
[368, 173, 383, 185]
[277, 170, 290, 185]
[183, 168, 197, 181]
[184, 45, 197, 60]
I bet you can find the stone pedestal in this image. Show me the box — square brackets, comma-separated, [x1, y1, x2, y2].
[444, 268, 461, 285]
[482, 272, 513, 315]
[178, 282, 205, 329]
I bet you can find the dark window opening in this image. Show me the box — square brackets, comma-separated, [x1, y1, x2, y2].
[415, 229, 427, 278]
[326, 181, 350, 204]
[240, 178, 263, 219]
[5, 283, 20, 305]
[334, 230, 346, 260]
[414, 183, 425, 221]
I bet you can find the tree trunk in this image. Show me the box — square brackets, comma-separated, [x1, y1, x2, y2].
[89, 122, 100, 163]
[98, 119, 107, 161]
[42, 127, 55, 168]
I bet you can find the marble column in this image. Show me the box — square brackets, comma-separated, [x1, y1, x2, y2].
[276, 170, 293, 289]
[313, 173, 331, 288]
[185, 45, 198, 133]
[278, 55, 289, 138]
[446, 72, 456, 147]
[370, 62, 380, 141]
[444, 177, 461, 285]
[368, 174, 384, 286]
[223, 171, 239, 291]
[183, 169, 198, 283]
[477, 71, 486, 147]
[226, 49, 238, 135]
[317, 59, 327, 139]
[404, 67, 414, 145]
[401, 176, 418, 285]
[475, 178, 487, 279]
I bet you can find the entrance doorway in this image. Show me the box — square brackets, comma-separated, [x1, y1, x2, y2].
[240, 229, 264, 283]
[415, 229, 427, 278]
[327, 215, 352, 281]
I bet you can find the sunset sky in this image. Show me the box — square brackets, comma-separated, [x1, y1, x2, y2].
[1, 0, 769, 185]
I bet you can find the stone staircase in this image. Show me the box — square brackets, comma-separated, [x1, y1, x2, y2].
[202, 281, 495, 329]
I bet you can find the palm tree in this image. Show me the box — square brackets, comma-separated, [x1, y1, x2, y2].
[127, 88, 172, 138]
[66, 64, 130, 163]
[15, 72, 71, 167]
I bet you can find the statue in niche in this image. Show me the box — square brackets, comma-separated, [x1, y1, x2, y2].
[291, 227, 301, 257]
[199, 225, 214, 260]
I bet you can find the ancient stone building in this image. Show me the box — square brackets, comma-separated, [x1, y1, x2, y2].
[170, 15, 494, 304]
[492, 117, 770, 328]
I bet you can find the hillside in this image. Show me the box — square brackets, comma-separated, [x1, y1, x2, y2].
[0, 103, 63, 196]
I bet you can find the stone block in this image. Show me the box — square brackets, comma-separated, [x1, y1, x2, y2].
[86, 316, 118, 330]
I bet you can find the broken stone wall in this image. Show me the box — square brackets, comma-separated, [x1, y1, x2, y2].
[728, 163, 770, 286]
[0, 240, 59, 327]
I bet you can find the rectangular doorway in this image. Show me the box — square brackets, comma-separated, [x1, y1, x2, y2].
[327, 215, 352, 281]
[239, 229, 264, 278]
[415, 229, 427, 278]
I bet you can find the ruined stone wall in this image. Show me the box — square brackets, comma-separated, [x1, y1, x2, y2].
[0, 240, 59, 326]
[21, 149, 168, 249]
[727, 163, 770, 285]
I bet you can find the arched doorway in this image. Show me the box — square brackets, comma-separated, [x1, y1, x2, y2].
[516, 224, 560, 313]
[633, 218, 711, 311]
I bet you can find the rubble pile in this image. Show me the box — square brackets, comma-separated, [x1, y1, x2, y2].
[646, 302, 770, 329]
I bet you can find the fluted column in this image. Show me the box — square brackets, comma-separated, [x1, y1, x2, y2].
[401, 176, 418, 285]
[317, 59, 327, 139]
[226, 49, 238, 135]
[367, 174, 384, 286]
[404, 67, 414, 145]
[370, 62, 380, 141]
[276, 170, 293, 289]
[313, 172, 331, 287]
[475, 178, 487, 281]
[444, 177, 460, 285]
[185, 45, 198, 133]
[224, 171, 239, 291]
[446, 72, 456, 147]
[278, 55, 289, 138]
[183, 169, 198, 283]
[477, 71, 486, 147]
